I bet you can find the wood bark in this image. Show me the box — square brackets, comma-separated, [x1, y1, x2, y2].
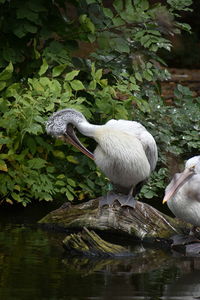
[62, 227, 132, 257]
[39, 197, 191, 242]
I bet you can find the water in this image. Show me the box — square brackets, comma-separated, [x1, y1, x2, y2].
[1, 203, 200, 300]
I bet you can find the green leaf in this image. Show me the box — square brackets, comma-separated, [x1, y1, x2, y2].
[25, 136, 37, 155]
[100, 79, 108, 87]
[57, 174, 65, 179]
[65, 189, 74, 201]
[112, 16, 125, 26]
[135, 72, 143, 82]
[16, 7, 40, 24]
[89, 80, 96, 90]
[176, 22, 191, 33]
[177, 84, 193, 96]
[86, 18, 95, 34]
[95, 69, 103, 81]
[0, 137, 11, 144]
[110, 38, 130, 53]
[103, 7, 113, 18]
[24, 22, 37, 34]
[4, 83, 20, 98]
[70, 80, 85, 91]
[79, 14, 87, 23]
[142, 70, 153, 81]
[65, 70, 80, 81]
[97, 32, 111, 49]
[52, 64, 67, 77]
[52, 150, 65, 159]
[43, 194, 53, 201]
[113, 0, 123, 13]
[66, 156, 79, 164]
[67, 178, 76, 187]
[0, 82, 7, 91]
[0, 160, 8, 172]
[79, 15, 95, 33]
[6, 198, 13, 205]
[26, 124, 43, 135]
[33, 38, 40, 59]
[11, 192, 22, 202]
[88, 34, 96, 43]
[38, 59, 48, 76]
[139, 0, 149, 10]
[14, 185, 21, 191]
[55, 180, 66, 186]
[135, 30, 146, 39]
[14, 22, 37, 38]
[34, 115, 44, 124]
[28, 158, 47, 169]
[0, 62, 13, 81]
[167, 0, 192, 10]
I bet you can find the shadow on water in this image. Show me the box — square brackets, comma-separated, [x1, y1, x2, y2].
[1, 202, 200, 299]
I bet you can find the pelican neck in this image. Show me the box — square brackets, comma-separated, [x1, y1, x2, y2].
[76, 120, 101, 138]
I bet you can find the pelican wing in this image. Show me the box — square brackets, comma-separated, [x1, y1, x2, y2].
[185, 174, 200, 202]
[105, 119, 158, 171]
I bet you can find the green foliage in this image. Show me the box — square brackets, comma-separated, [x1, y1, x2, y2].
[135, 84, 200, 200]
[0, 0, 197, 206]
[167, 0, 193, 11]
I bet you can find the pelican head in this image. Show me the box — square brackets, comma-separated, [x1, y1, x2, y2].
[46, 109, 86, 137]
[46, 109, 94, 159]
[163, 155, 200, 204]
[185, 156, 200, 174]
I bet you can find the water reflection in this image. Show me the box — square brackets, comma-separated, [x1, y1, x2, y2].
[163, 261, 200, 300]
[62, 247, 171, 276]
[1, 223, 200, 299]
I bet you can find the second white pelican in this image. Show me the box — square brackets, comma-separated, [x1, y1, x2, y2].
[163, 155, 200, 233]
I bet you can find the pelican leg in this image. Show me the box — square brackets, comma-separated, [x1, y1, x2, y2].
[99, 191, 119, 207]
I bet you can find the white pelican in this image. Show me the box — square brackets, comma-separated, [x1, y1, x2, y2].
[46, 108, 158, 208]
[163, 156, 200, 233]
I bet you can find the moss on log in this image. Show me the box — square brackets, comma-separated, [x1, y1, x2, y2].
[39, 197, 190, 241]
[62, 227, 132, 257]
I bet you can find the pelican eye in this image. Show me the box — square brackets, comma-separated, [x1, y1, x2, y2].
[189, 165, 195, 172]
[58, 135, 65, 141]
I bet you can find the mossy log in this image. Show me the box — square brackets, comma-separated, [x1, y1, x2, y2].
[39, 197, 191, 242]
[62, 227, 132, 257]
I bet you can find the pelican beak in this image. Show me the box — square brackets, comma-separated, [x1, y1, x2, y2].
[63, 124, 94, 160]
[162, 166, 195, 204]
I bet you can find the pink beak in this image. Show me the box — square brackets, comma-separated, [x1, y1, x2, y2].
[163, 167, 194, 204]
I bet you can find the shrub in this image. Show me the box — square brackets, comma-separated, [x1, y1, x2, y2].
[0, 0, 198, 206]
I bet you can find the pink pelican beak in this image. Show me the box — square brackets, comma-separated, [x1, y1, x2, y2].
[162, 166, 195, 204]
[63, 124, 94, 160]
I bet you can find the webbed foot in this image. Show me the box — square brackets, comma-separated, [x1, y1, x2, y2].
[118, 186, 137, 208]
[99, 191, 136, 209]
[120, 195, 137, 209]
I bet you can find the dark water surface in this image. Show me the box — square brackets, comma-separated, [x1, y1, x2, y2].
[1, 203, 200, 300]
